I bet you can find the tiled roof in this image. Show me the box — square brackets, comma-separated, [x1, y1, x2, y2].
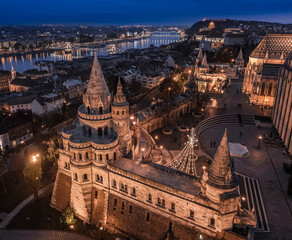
[251, 34, 292, 59]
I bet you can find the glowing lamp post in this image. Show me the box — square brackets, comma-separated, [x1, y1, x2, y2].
[160, 145, 163, 155]
[258, 135, 262, 149]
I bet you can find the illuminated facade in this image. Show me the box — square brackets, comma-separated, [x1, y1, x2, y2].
[51, 54, 251, 239]
[273, 52, 292, 155]
[242, 34, 292, 107]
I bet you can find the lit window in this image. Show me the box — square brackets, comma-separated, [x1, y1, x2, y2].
[189, 210, 194, 219]
[170, 203, 175, 211]
[210, 218, 215, 227]
[112, 180, 116, 188]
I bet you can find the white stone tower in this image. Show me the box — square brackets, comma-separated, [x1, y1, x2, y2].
[111, 78, 132, 154]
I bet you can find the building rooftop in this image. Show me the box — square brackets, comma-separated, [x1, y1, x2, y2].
[250, 34, 292, 59]
[110, 157, 202, 196]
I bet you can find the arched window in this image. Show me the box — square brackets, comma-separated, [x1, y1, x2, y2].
[94, 153, 97, 160]
[87, 106, 90, 114]
[88, 128, 92, 137]
[85, 152, 89, 159]
[99, 154, 103, 162]
[106, 154, 109, 160]
[83, 174, 88, 181]
[74, 173, 78, 181]
[261, 82, 266, 95]
[256, 82, 260, 94]
[99, 106, 103, 114]
[100, 176, 103, 183]
[79, 153, 82, 160]
[73, 153, 76, 160]
[98, 128, 102, 137]
[148, 194, 152, 202]
[112, 180, 116, 188]
[268, 83, 273, 96]
[114, 152, 117, 161]
[122, 110, 124, 115]
[104, 126, 108, 136]
[95, 190, 98, 199]
[117, 111, 119, 115]
[96, 174, 100, 181]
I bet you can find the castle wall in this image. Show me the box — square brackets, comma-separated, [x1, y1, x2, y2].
[106, 194, 215, 240]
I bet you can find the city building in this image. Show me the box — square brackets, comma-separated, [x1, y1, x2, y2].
[31, 93, 65, 116]
[136, 72, 164, 89]
[242, 34, 292, 107]
[0, 123, 10, 152]
[223, 29, 245, 47]
[273, 51, 292, 155]
[0, 70, 11, 93]
[62, 79, 84, 99]
[5, 117, 33, 148]
[51, 54, 253, 240]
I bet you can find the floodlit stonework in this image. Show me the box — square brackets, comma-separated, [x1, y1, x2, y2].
[242, 34, 292, 107]
[51, 54, 252, 239]
[273, 51, 292, 155]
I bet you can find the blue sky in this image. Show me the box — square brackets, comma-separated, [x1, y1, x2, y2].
[1, 0, 292, 25]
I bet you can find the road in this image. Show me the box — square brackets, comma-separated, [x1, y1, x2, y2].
[0, 230, 92, 240]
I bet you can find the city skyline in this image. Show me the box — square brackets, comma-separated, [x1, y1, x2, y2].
[1, 0, 292, 25]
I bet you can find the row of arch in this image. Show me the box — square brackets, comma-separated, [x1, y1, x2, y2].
[86, 106, 129, 116]
[72, 151, 117, 162]
[144, 102, 192, 133]
[252, 81, 277, 96]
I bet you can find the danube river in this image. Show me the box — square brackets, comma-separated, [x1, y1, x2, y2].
[0, 36, 179, 73]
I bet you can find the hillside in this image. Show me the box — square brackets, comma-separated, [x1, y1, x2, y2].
[186, 19, 292, 35]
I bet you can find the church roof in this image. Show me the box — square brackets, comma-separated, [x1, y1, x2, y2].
[197, 48, 203, 61]
[200, 53, 208, 68]
[207, 129, 238, 189]
[250, 34, 292, 59]
[84, 53, 111, 110]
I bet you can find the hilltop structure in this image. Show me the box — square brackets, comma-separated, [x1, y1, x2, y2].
[242, 34, 292, 107]
[51, 54, 253, 240]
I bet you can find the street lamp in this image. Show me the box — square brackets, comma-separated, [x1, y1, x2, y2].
[32, 153, 40, 163]
[155, 135, 158, 140]
[258, 135, 262, 149]
[160, 145, 163, 155]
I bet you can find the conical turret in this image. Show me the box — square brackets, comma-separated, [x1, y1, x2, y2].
[197, 48, 203, 63]
[199, 53, 209, 73]
[235, 48, 244, 66]
[201, 53, 208, 68]
[113, 78, 127, 105]
[207, 129, 238, 189]
[83, 53, 111, 112]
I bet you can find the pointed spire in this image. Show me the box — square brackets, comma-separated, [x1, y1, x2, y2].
[197, 48, 203, 61]
[280, 51, 284, 60]
[113, 77, 127, 104]
[207, 129, 238, 189]
[201, 53, 208, 68]
[265, 50, 269, 59]
[236, 48, 244, 61]
[211, 129, 231, 176]
[194, 63, 198, 79]
[84, 53, 111, 110]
